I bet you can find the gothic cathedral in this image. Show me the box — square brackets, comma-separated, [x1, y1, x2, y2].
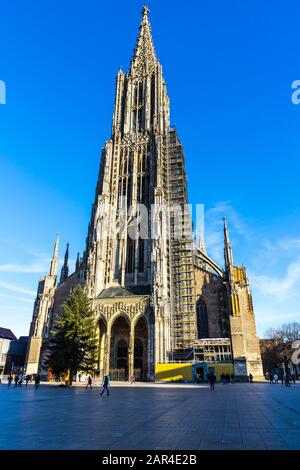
[25, 6, 263, 381]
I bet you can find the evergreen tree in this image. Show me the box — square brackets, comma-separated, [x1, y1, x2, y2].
[47, 285, 98, 385]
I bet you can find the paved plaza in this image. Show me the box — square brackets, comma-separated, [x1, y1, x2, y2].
[0, 382, 300, 450]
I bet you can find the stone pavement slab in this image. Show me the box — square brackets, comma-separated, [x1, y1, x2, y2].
[0, 382, 299, 450]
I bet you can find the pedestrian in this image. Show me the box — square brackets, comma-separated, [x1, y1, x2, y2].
[18, 376, 23, 386]
[34, 374, 40, 389]
[8, 375, 12, 387]
[100, 375, 110, 396]
[14, 375, 19, 387]
[269, 372, 273, 384]
[284, 372, 291, 387]
[208, 373, 216, 391]
[291, 370, 296, 385]
[248, 373, 253, 383]
[279, 372, 284, 385]
[130, 375, 135, 384]
[86, 375, 93, 389]
[25, 375, 30, 387]
[230, 373, 235, 383]
[273, 373, 278, 384]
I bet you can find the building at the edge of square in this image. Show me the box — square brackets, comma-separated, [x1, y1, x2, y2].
[24, 6, 263, 382]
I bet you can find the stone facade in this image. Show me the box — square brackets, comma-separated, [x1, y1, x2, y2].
[24, 6, 263, 381]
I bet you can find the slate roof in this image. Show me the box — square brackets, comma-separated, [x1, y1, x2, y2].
[0, 327, 17, 341]
[98, 285, 151, 299]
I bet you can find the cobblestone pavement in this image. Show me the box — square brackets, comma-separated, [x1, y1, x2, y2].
[0, 382, 299, 450]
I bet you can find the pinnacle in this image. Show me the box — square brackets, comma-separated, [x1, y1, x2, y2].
[131, 4, 157, 72]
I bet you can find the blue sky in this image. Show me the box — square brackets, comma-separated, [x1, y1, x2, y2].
[0, 0, 300, 338]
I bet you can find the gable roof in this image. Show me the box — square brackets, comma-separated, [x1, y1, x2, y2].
[98, 285, 151, 299]
[0, 327, 17, 340]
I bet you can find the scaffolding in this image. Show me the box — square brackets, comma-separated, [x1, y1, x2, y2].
[166, 129, 197, 359]
[193, 338, 232, 363]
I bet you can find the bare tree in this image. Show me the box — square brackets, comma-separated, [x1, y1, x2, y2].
[261, 322, 300, 374]
[264, 322, 300, 343]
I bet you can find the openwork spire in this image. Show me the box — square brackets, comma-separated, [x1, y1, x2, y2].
[130, 4, 157, 74]
[198, 225, 207, 254]
[49, 234, 59, 276]
[224, 218, 233, 269]
[60, 243, 69, 282]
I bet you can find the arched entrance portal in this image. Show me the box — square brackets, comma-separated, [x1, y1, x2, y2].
[97, 318, 107, 377]
[110, 316, 130, 381]
[134, 316, 148, 381]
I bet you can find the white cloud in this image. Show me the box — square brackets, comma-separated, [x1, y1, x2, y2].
[203, 201, 250, 263]
[256, 310, 300, 325]
[250, 256, 300, 301]
[0, 293, 34, 303]
[277, 238, 300, 251]
[0, 281, 36, 297]
[0, 306, 32, 311]
[0, 262, 50, 273]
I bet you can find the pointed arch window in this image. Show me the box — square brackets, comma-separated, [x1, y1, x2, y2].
[126, 237, 135, 274]
[138, 239, 145, 273]
[197, 299, 209, 339]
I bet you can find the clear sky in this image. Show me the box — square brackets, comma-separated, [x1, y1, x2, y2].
[0, 0, 300, 338]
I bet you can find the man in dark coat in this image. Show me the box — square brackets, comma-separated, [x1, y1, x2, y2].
[100, 375, 110, 396]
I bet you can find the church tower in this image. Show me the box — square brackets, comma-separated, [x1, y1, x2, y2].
[25, 6, 263, 382]
[24, 235, 59, 375]
[223, 220, 264, 379]
[81, 5, 196, 379]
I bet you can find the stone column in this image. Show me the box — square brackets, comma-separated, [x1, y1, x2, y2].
[104, 330, 111, 376]
[128, 324, 135, 379]
[95, 323, 101, 372]
[134, 238, 139, 284]
[147, 321, 152, 381]
[99, 329, 106, 375]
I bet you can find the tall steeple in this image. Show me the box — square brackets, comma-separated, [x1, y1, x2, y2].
[111, 4, 169, 136]
[60, 243, 69, 283]
[84, 5, 194, 359]
[75, 252, 80, 272]
[130, 5, 157, 72]
[224, 218, 233, 272]
[198, 224, 206, 253]
[49, 234, 59, 277]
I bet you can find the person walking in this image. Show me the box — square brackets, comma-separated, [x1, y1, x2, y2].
[249, 373, 253, 383]
[14, 375, 19, 387]
[269, 372, 273, 384]
[25, 375, 31, 387]
[230, 373, 235, 383]
[100, 375, 110, 396]
[208, 373, 216, 391]
[86, 375, 93, 389]
[273, 373, 278, 384]
[291, 370, 296, 385]
[280, 372, 284, 385]
[284, 372, 291, 387]
[34, 374, 40, 390]
[8, 375, 12, 387]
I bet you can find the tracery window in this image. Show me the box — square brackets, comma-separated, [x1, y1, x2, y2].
[197, 299, 209, 339]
